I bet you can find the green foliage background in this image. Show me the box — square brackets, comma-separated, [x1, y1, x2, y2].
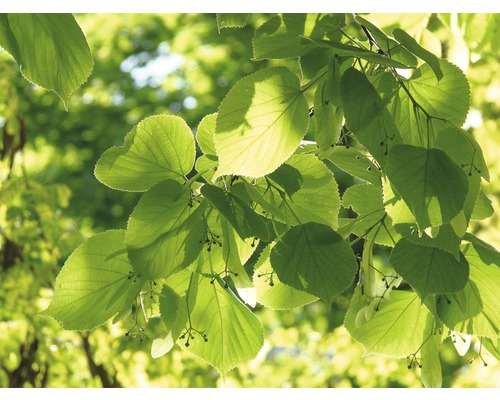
[1, 13, 499, 388]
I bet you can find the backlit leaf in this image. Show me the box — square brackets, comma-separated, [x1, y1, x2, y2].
[41, 230, 143, 330]
[345, 287, 433, 357]
[179, 274, 264, 376]
[437, 235, 500, 339]
[214, 67, 309, 179]
[0, 14, 93, 108]
[95, 115, 195, 192]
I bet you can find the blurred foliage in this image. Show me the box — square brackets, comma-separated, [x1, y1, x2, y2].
[1, 13, 499, 388]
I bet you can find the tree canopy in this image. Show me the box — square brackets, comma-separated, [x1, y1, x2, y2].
[1, 13, 499, 388]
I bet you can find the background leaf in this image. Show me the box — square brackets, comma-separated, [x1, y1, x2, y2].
[95, 115, 195, 192]
[214, 67, 309, 179]
[0, 14, 93, 107]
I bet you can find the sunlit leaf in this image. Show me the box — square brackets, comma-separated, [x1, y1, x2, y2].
[270, 222, 357, 302]
[0, 14, 93, 108]
[95, 115, 195, 192]
[407, 59, 470, 126]
[214, 67, 309, 179]
[437, 235, 500, 339]
[179, 274, 264, 376]
[196, 113, 217, 157]
[41, 230, 143, 330]
[345, 287, 433, 357]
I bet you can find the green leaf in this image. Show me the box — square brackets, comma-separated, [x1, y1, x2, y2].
[220, 218, 258, 307]
[383, 178, 462, 259]
[420, 319, 443, 388]
[270, 222, 357, 302]
[253, 14, 345, 60]
[95, 115, 195, 192]
[341, 184, 400, 247]
[341, 68, 402, 168]
[314, 58, 343, 155]
[127, 199, 205, 280]
[41, 230, 143, 330]
[179, 274, 264, 376]
[470, 189, 494, 221]
[483, 338, 500, 362]
[327, 146, 382, 185]
[302, 37, 411, 69]
[216, 13, 249, 30]
[153, 285, 189, 358]
[201, 184, 272, 241]
[353, 16, 418, 67]
[214, 67, 309, 179]
[437, 235, 500, 339]
[196, 113, 217, 157]
[389, 239, 469, 301]
[436, 126, 490, 182]
[253, 245, 318, 310]
[345, 287, 433, 357]
[386, 145, 469, 230]
[126, 180, 192, 248]
[245, 154, 341, 230]
[0, 14, 93, 108]
[407, 59, 470, 126]
[392, 28, 443, 80]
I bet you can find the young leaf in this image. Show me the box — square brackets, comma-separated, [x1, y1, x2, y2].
[41, 230, 143, 330]
[270, 222, 357, 302]
[179, 275, 264, 376]
[386, 145, 469, 230]
[341, 68, 402, 168]
[0, 14, 93, 108]
[253, 244, 318, 310]
[95, 115, 195, 192]
[389, 239, 469, 301]
[213, 67, 309, 179]
[392, 28, 443, 80]
[345, 287, 433, 357]
[437, 235, 500, 339]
